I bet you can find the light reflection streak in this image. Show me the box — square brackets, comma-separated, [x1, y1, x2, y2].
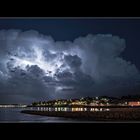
[34, 107, 110, 112]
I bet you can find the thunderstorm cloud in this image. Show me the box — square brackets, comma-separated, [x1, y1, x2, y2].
[0, 29, 140, 103]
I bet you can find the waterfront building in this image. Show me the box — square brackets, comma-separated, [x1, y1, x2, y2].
[128, 101, 140, 106]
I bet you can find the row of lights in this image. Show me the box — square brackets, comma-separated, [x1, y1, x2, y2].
[35, 107, 110, 112]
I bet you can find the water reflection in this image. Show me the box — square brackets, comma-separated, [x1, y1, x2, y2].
[0, 108, 79, 122]
[34, 107, 110, 112]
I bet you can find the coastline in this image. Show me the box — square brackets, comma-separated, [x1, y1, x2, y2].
[21, 109, 140, 121]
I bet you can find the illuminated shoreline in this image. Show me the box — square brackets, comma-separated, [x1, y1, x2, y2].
[21, 108, 140, 121]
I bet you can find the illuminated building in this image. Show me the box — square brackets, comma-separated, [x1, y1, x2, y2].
[128, 101, 140, 106]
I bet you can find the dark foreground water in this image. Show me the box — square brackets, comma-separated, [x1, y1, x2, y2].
[0, 108, 81, 123]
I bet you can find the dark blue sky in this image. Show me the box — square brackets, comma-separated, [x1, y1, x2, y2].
[0, 18, 140, 70]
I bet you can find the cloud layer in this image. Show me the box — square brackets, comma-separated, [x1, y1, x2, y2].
[0, 30, 140, 103]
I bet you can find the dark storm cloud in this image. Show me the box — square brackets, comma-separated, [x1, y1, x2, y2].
[0, 30, 140, 103]
[64, 54, 82, 71]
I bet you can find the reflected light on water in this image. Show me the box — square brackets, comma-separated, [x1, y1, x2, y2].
[35, 107, 110, 112]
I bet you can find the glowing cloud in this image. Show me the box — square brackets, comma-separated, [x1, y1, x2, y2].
[0, 30, 139, 103]
[8, 45, 65, 77]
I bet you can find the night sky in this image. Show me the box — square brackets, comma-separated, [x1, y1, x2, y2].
[0, 18, 140, 103]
